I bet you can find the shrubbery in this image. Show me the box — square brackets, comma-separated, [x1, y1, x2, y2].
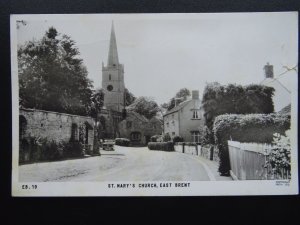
[40, 139, 64, 160]
[175, 142, 197, 146]
[173, 135, 184, 143]
[163, 133, 171, 142]
[213, 113, 290, 176]
[150, 135, 162, 142]
[148, 142, 174, 151]
[115, 138, 130, 146]
[63, 141, 85, 158]
[267, 131, 291, 178]
[19, 137, 85, 163]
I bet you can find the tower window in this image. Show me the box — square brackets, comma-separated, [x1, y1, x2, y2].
[109, 74, 112, 80]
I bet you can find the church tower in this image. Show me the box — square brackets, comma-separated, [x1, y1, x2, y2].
[102, 22, 125, 112]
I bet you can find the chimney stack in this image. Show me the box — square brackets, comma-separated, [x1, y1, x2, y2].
[192, 90, 199, 100]
[264, 62, 274, 78]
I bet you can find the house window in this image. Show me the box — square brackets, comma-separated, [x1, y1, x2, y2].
[166, 122, 169, 127]
[131, 132, 141, 141]
[126, 121, 132, 128]
[172, 132, 175, 136]
[109, 74, 112, 80]
[192, 110, 200, 119]
[191, 131, 201, 143]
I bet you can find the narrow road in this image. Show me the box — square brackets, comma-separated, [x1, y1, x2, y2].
[19, 146, 212, 182]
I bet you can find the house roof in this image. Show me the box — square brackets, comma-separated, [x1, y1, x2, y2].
[278, 104, 291, 115]
[127, 110, 149, 122]
[163, 99, 192, 117]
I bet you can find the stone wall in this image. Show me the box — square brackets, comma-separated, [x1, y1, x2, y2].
[20, 108, 95, 147]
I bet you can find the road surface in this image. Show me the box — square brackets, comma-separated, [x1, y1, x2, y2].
[19, 146, 216, 182]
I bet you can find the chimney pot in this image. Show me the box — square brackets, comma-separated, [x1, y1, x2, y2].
[264, 63, 274, 78]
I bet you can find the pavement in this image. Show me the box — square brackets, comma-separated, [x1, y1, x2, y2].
[19, 146, 232, 182]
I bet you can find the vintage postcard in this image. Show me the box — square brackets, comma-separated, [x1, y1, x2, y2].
[11, 12, 298, 196]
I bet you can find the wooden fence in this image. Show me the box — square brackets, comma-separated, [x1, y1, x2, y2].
[228, 141, 290, 180]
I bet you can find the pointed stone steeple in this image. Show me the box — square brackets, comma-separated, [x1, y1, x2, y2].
[107, 21, 119, 66]
[102, 21, 125, 112]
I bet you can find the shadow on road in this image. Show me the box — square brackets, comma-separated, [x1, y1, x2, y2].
[101, 153, 125, 156]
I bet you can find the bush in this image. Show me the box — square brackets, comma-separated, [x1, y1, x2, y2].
[40, 140, 64, 161]
[19, 136, 41, 163]
[19, 137, 66, 162]
[213, 113, 290, 176]
[115, 138, 130, 146]
[63, 141, 85, 158]
[173, 135, 184, 143]
[150, 135, 162, 142]
[148, 142, 174, 151]
[163, 133, 171, 142]
[267, 131, 291, 178]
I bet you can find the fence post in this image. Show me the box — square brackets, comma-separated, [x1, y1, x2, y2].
[209, 146, 213, 160]
[182, 143, 185, 153]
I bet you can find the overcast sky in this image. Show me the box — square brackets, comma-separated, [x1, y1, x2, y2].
[15, 13, 298, 105]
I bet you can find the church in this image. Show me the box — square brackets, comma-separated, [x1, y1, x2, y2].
[98, 22, 162, 143]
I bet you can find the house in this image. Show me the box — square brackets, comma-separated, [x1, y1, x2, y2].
[261, 63, 291, 112]
[118, 111, 163, 145]
[163, 90, 205, 142]
[278, 103, 291, 116]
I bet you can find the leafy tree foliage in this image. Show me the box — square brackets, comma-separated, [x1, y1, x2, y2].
[162, 88, 191, 111]
[89, 89, 105, 118]
[124, 88, 136, 106]
[18, 27, 93, 116]
[202, 82, 275, 143]
[127, 96, 160, 119]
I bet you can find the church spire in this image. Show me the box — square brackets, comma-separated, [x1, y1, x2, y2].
[107, 21, 119, 66]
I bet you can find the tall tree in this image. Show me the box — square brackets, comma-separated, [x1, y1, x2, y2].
[162, 88, 191, 111]
[18, 27, 93, 116]
[90, 88, 105, 155]
[202, 82, 275, 143]
[124, 88, 136, 106]
[127, 97, 160, 119]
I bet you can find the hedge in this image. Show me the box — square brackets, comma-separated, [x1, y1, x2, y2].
[175, 142, 198, 146]
[173, 135, 184, 143]
[115, 138, 130, 146]
[150, 135, 162, 142]
[148, 142, 174, 151]
[213, 113, 290, 176]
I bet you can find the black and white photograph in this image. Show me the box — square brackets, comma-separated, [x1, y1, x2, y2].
[11, 12, 298, 196]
